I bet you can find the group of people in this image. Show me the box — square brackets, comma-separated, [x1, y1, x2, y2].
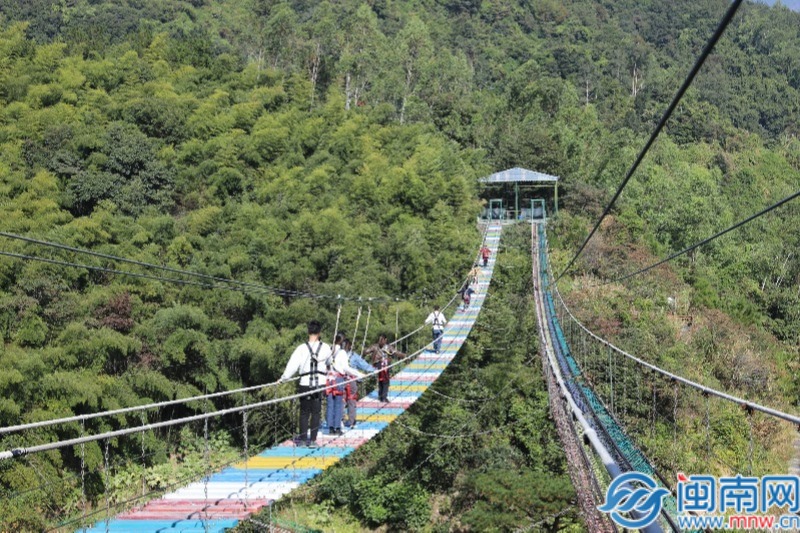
[279, 321, 405, 447]
[280, 242, 491, 447]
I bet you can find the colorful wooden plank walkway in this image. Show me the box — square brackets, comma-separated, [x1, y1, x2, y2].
[86, 224, 503, 532]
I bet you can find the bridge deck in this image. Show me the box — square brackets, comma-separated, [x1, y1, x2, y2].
[86, 224, 503, 532]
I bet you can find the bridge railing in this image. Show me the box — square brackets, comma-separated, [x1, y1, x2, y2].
[552, 287, 799, 478]
[542, 227, 800, 531]
[0, 219, 497, 532]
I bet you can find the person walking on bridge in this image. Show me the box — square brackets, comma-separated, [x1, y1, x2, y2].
[459, 283, 475, 311]
[480, 243, 491, 267]
[279, 320, 331, 447]
[365, 334, 405, 403]
[342, 338, 375, 429]
[424, 305, 447, 354]
[326, 334, 365, 435]
[467, 264, 482, 286]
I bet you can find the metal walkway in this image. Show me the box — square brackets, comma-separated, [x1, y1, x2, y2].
[86, 224, 503, 532]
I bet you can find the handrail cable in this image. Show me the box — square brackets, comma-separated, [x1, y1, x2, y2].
[0, 253, 470, 440]
[555, 0, 744, 283]
[551, 279, 800, 426]
[0, 375, 300, 436]
[0, 315, 461, 460]
[0, 224, 484, 441]
[0, 251, 465, 436]
[598, 188, 800, 286]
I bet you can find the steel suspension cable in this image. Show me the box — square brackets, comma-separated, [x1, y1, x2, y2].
[360, 306, 372, 355]
[598, 188, 800, 286]
[0, 250, 264, 294]
[555, 0, 745, 283]
[0, 232, 395, 302]
[1, 237, 483, 458]
[351, 306, 362, 344]
[0, 372, 301, 435]
[0, 331, 443, 460]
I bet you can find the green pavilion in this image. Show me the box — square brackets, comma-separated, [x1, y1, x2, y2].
[479, 167, 560, 222]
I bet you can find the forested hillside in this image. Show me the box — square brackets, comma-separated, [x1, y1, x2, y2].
[1, 0, 799, 530]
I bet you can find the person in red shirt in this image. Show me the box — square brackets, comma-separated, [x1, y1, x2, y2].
[480, 244, 490, 267]
[365, 334, 405, 402]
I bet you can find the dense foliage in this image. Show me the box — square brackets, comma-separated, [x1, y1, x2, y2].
[1, 0, 799, 530]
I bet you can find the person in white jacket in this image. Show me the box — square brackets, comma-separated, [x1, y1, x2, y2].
[325, 334, 365, 435]
[424, 305, 447, 353]
[279, 320, 332, 447]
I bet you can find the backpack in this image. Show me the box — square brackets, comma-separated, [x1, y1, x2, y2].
[303, 341, 325, 388]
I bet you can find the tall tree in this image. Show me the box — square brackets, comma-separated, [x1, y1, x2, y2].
[340, 4, 384, 110]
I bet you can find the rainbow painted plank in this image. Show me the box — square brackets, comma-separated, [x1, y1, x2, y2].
[86, 224, 503, 532]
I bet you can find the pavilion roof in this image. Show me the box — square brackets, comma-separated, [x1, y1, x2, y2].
[479, 167, 559, 184]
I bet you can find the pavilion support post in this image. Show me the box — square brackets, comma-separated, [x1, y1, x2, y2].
[554, 183, 559, 215]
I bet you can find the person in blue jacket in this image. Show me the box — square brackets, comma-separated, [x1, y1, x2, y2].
[342, 338, 376, 429]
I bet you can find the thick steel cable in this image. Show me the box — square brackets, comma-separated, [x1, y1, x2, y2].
[0, 327, 444, 459]
[0, 250, 267, 294]
[0, 230, 486, 304]
[0, 372, 301, 435]
[599, 188, 800, 286]
[0, 232, 318, 298]
[0, 244, 469, 435]
[555, 0, 745, 283]
[0, 237, 483, 457]
[0, 232, 395, 302]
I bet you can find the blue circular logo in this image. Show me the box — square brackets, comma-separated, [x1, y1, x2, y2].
[597, 472, 671, 529]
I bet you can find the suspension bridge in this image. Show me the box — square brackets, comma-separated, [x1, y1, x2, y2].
[0, 134, 798, 532]
[4, 2, 800, 527]
[1, 208, 799, 531]
[0, 226, 508, 532]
